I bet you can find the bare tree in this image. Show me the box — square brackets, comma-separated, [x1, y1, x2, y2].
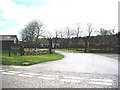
[55, 30, 65, 39]
[59, 31, 64, 38]
[54, 30, 65, 49]
[111, 26, 115, 35]
[65, 27, 74, 49]
[72, 23, 82, 49]
[45, 32, 53, 39]
[55, 30, 59, 38]
[87, 23, 93, 37]
[85, 23, 93, 52]
[74, 23, 82, 38]
[35, 21, 45, 49]
[65, 27, 74, 38]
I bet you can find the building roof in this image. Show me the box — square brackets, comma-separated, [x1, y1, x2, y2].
[0, 35, 17, 41]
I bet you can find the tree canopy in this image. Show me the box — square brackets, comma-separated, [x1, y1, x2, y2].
[20, 20, 45, 49]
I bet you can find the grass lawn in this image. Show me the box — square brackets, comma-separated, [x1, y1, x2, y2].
[91, 52, 117, 54]
[57, 49, 84, 53]
[57, 48, 116, 54]
[2, 53, 64, 66]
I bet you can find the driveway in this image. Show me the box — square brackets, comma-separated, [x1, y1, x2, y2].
[1, 51, 118, 88]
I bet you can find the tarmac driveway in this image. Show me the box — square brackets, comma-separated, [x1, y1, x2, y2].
[1, 51, 118, 88]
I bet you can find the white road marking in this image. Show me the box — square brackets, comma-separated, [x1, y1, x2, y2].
[43, 75, 59, 78]
[2, 72, 15, 75]
[0, 70, 5, 72]
[25, 73, 39, 76]
[4, 69, 8, 71]
[90, 79, 113, 82]
[38, 76, 55, 80]
[60, 79, 81, 83]
[89, 81, 113, 86]
[18, 74, 33, 77]
[63, 76, 84, 80]
[8, 71, 20, 74]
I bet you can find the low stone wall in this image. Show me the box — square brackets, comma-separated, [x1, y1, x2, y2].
[25, 50, 49, 55]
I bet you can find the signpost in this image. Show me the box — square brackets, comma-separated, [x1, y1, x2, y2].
[9, 45, 24, 56]
[11, 46, 20, 50]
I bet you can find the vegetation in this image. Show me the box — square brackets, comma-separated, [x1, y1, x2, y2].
[19, 20, 119, 54]
[20, 20, 45, 50]
[57, 47, 117, 54]
[2, 52, 64, 66]
[57, 48, 85, 53]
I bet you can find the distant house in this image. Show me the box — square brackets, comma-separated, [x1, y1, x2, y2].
[0, 35, 19, 50]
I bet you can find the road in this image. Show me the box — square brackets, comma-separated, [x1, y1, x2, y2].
[1, 51, 118, 88]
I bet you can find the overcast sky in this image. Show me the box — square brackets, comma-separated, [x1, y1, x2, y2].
[0, 0, 119, 39]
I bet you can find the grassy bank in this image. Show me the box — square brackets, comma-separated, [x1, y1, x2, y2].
[2, 53, 64, 66]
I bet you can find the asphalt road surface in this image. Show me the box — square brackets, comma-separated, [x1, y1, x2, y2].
[1, 51, 118, 88]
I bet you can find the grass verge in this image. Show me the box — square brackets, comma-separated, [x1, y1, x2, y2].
[57, 49, 84, 53]
[2, 53, 64, 66]
[57, 48, 117, 54]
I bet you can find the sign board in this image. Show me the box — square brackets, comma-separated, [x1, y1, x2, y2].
[11, 46, 20, 50]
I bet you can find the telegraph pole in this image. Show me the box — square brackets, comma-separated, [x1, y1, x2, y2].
[49, 38, 52, 54]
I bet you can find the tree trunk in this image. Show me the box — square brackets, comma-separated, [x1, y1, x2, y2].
[68, 38, 70, 50]
[85, 37, 90, 53]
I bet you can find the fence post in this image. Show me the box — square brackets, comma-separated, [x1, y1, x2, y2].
[9, 49, 11, 56]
